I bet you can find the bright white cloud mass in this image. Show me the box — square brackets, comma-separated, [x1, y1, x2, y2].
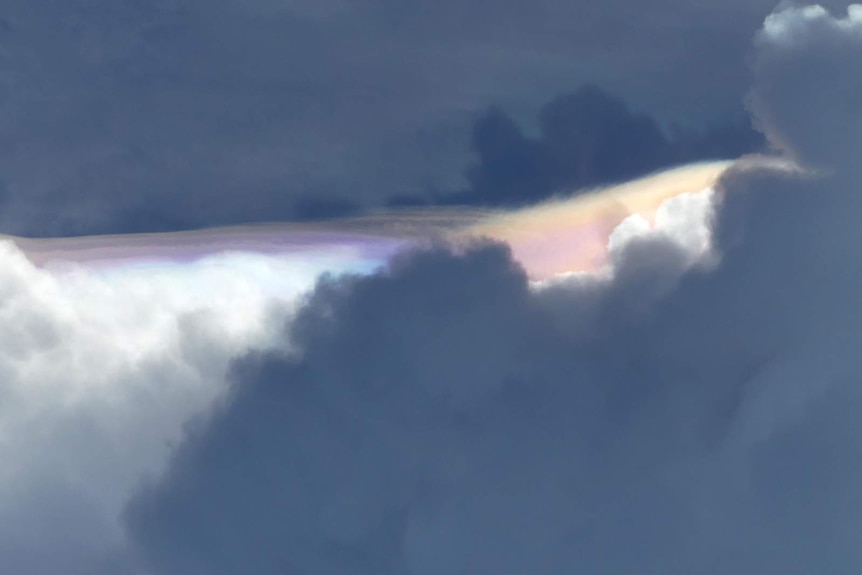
[1, 3, 862, 574]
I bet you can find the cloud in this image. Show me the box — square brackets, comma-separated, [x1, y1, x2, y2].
[125, 240, 713, 575]
[122, 4, 862, 575]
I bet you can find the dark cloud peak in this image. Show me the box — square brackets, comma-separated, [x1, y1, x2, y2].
[464, 107, 550, 204]
[538, 86, 673, 185]
[433, 85, 763, 208]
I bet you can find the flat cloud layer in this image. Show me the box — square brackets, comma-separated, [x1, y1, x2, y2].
[119, 4, 862, 575]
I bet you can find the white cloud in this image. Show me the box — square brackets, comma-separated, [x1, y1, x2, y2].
[751, 3, 862, 169]
[0, 243, 326, 573]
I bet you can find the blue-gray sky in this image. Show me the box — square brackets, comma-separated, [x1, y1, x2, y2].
[0, 0, 832, 234]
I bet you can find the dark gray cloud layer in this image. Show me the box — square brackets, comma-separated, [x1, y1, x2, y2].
[0, 0, 827, 235]
[125, 5, 862, 574]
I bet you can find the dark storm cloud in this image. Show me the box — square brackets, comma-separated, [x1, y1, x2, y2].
[0, 0, 826, 235]
[125, 5, 862, 574]
[403, 86, 762, 207]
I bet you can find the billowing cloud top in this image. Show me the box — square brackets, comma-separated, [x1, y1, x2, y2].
[2, 4, 862, 575]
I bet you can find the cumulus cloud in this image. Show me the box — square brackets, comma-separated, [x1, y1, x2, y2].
[749, 3, 862, 169]
[121, 4, 862, 575]
[0, 246, 327, 573]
